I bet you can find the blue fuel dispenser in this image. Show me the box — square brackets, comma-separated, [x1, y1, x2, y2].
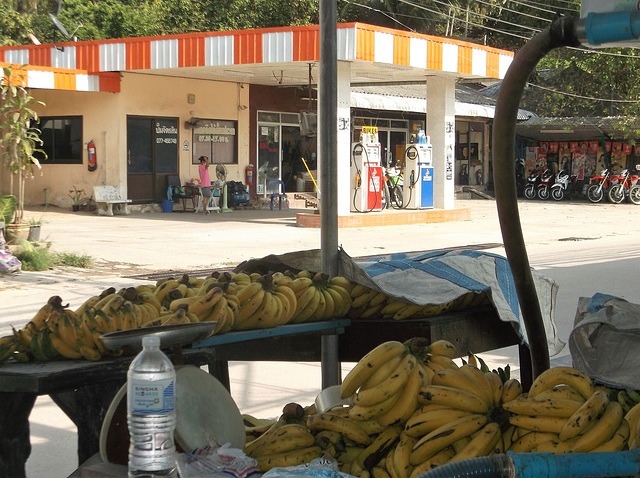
[402, 133, 433, 209]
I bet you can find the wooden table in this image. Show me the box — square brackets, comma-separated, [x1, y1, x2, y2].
[0, 320, 348, 477]
[0, 310, 528, 477]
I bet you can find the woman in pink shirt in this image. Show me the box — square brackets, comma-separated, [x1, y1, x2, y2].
[199, 156, 213, 214]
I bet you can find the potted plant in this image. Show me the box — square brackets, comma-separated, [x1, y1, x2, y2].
[27, 217, 42, 241]
[0, 66, 46, 243]
[69, 186, 87, 211]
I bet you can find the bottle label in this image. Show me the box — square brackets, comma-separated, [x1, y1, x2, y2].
[130, 378, 175, 414]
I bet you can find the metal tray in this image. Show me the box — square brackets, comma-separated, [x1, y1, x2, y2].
[99, 322, 217, 354]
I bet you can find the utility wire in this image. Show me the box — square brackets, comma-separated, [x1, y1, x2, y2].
[528, 82, 640, 103]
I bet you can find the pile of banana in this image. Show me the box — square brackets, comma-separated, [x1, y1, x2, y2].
[239, 338, 639, 476]
[0, 269, 357, 363]
[348, 286, 490, 321]
[504, 366, 640, 453]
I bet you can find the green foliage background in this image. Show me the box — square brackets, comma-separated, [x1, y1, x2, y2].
[2, 0, 640, 119]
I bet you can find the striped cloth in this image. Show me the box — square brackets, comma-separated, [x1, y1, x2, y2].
[341, 248, 564, 356]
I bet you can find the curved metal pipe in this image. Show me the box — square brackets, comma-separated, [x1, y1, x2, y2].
[491, 16, 580, 380]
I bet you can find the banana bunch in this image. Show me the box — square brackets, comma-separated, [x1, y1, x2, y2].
[288, 271, 353, 323]
[244, 402, 321, 472]
[232, 272, 297, 330]
[505, 366, 631, 453]
[348, 286, 491, 321]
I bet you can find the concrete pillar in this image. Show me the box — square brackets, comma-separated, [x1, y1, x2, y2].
[336, 61, 352, 216]
[426, 76, 456, 209]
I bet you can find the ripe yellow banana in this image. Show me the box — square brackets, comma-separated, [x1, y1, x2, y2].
[484, 371, 504, 406]
[501, 378, 523, 404]
[417, 385, 489, 414]
[356, 425, 402, 470]
[349, 392, 402, 421]
[323, 285, 347, 319]
[291, 286, 322, 323]
[590, 417, 630, 452]
[236, 289, 266, 326]
[393, 433, 416, 478]
[430, 368, 492, 406]
[624, 402, 640, 449]
[404, 407, 473, 438]
[75, 296, 101, 317]
[380, 299, 409, 318]
[154, 279, 180, 302]
[340, 341, 407, 399]
[427, 354, 459, 370]
[352, 288, 380, 309]
[559, 389, 609, 441]
[507, 431, 558, 452]
[535, 385, 586, 403]
[306, 413, 371, 446]
[320, 288, 336, 320]
[393, 304, 423, 321]
[377, 365, 423, 426]
[532, 437, 578, 453]
[308, 287, 327, 322]
[502, 397, 584, 418]
[409, 414, 488, 466]
[527, 366, 595, 401]
[408, 446, 455, 478]
[354, 354, 417, 407]
[236, 282, 264, 304]
[508, 415, 567, 435]
[458, 364, 494, 402]
[427, 339, 456, 358]
[250, 425, 315, 457]
[448, 421, 501, 463]
[571, 400, 623, 452]
[330, 275, 353, 293]
[255, 445, 323, 472]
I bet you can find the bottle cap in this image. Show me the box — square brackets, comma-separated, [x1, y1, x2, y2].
[142, 335, 161, 347]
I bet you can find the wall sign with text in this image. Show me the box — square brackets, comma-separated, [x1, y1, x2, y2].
[192, 119, 238, 164]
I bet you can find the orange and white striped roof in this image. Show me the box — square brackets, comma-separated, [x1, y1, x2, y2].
[0, 23, 513, 92]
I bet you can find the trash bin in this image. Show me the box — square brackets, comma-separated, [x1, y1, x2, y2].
[162, 199, 174, 213]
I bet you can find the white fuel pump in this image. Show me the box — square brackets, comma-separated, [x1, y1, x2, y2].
[350, 127, 383, 212]
[402, 133, 433, 209]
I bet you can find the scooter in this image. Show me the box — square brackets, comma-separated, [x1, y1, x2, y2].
[536, 168, 555, 200]
[551, 169, 578, 201]
[585, 168, 611, 203]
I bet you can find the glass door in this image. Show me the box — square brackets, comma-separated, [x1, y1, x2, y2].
[257, 124, 280, 195]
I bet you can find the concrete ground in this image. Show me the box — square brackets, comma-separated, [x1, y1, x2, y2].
[2, 198, 640, 477]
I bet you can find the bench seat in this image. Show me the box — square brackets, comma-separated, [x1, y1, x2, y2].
[93, 186, 132, 216]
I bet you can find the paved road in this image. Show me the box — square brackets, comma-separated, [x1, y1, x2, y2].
[2, 198, 639, 476]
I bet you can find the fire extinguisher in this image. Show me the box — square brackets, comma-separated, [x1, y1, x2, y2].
[245, 164, 254, 186]
[87, 140, 97, 172]
[476, 169, 482, 185]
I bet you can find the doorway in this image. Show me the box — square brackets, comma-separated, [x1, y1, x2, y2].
[257, 112, 309, 195]
[127, 116, 179, 202]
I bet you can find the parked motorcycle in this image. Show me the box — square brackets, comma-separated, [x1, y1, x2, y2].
[536, 168, 555, 200]
[382, 166, 404, 209]
[523, 166, 545, 200]
[551, 169, 578, 201]
[608, 167, 640, 204]
[585, 168, 611, 203]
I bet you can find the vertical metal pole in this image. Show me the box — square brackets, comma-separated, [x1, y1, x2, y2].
[319, 0, 341, 388]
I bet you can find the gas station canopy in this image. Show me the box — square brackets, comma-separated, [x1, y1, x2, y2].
[0, 23, 513, 92]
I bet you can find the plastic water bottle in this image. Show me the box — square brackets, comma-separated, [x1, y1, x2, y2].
[127, 335, 177, 477]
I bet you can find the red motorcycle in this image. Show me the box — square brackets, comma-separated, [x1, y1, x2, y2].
[536, 168, 555, 200]
[585, 168, 612, 203]
[608, 167, 640, 204]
